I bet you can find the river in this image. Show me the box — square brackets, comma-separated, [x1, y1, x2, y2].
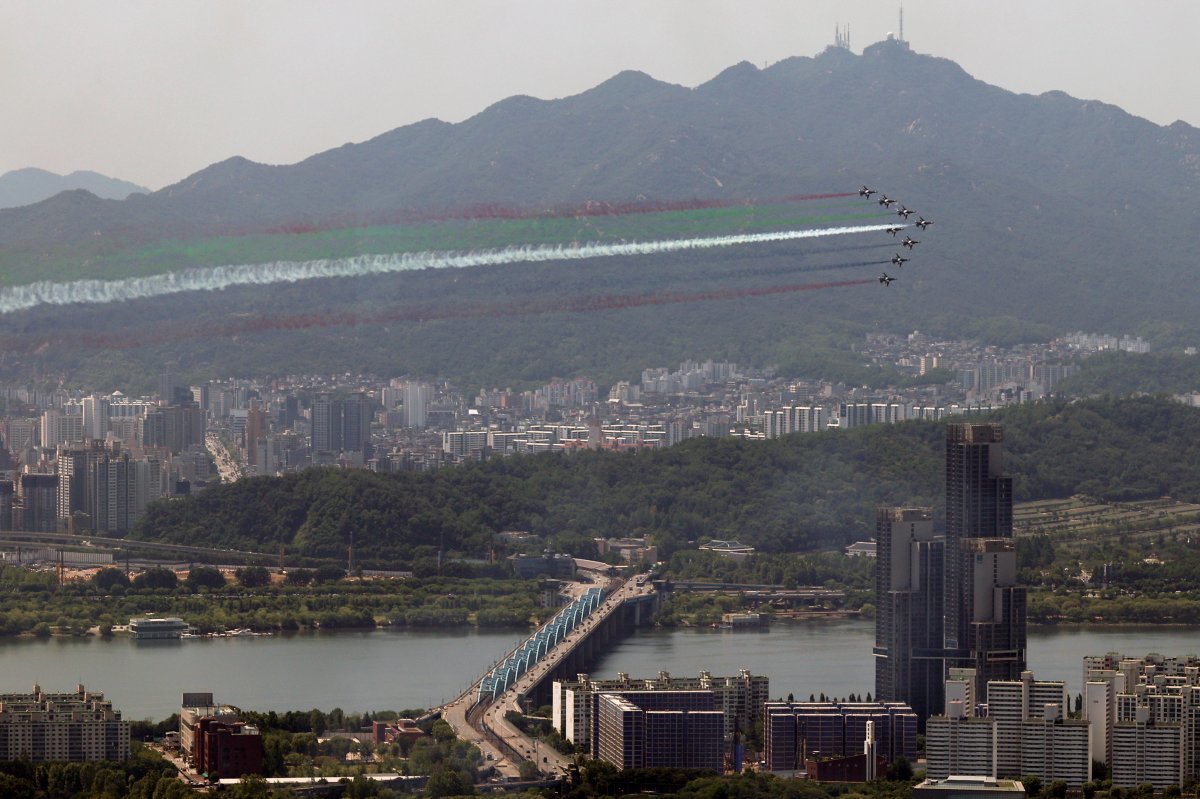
[1, 622, 1196, 720]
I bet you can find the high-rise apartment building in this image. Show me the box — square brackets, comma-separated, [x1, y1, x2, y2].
[552, 670, 768, 751]
[874, 507, 944, 726]
[593, 691, 724, 771]
[0, 480, 13, 530]
[1083, 652, 1200, 788]
[341, 392, 370, 453]
[925, 700, 996, 779]
[876, 424, 1026, 725]
[944, 424, 1025, 695]
[927, 671, 1090, 787]
[987, 671, 1069, 778]
[404, 381, 431, 429]
[310, 393, 340, 454]
[1112, 706, 1184, 790]
[0, 684, 130, 761]
[19, 473, 58, 531]
[56, 446, 97, 529]
[763, 701, 918, 773]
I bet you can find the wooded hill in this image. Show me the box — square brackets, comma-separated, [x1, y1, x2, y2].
[129, 396, 1200, 566]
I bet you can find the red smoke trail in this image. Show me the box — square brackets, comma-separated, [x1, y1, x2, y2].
[7, 277, 875, 354]
[224, 277, 876, 335]
[256, 193, 863, 237]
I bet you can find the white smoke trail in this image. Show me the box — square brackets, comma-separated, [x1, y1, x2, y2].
[0, 224, 895, 314]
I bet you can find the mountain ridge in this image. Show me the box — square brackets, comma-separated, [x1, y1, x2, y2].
[0, 167, 148, 210]
[1, 42, 1198, 385]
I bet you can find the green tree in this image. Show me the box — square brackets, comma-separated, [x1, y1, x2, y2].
[92, 567, 131, 592]
[185, 565, 227, 591]
[132, 567, 178, 591]
[426, 765, 473, 797]
[236, 565, 271, 588]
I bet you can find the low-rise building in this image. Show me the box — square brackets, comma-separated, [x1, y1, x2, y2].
[195, 718, 263, 780]
[914, 776, 1026, 799]
[509, 551, 576, 579]
[698, 540, 755, 560]
[594, 537, 658, 564]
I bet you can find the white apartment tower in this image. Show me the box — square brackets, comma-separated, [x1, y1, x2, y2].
[925, 700, 997, 780]
[987, 671, 1067, 778]
[404, 381, 431, 429]
[1111, 706, 1184, 790]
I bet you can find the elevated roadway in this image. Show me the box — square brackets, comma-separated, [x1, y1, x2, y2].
[0, 530, 275, 561]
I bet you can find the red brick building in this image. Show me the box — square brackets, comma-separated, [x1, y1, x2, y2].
[195, 718, 264, 780]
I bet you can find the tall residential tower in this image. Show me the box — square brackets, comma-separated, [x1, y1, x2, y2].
[874, 507, 944, 725]
[875, 423, 1027, 722]
[943, 423, 1026, 695]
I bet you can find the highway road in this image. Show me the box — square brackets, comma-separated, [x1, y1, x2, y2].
[206, 432, 246, 483]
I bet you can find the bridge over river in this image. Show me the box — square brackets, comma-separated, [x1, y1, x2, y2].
[443, 569, 660, 780]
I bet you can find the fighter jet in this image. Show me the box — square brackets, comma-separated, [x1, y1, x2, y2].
[878, 195, 897, 207]
[885, 226, 903, 236]
[902, 236, 920, 250]
[879, 273, 896, 286]
[859, 185, 877, 198]
[896, 206, 913, 219]
[915, 216, 934, 230]
[891, 253, 909, 267]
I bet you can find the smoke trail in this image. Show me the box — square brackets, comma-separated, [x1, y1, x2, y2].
[0, 224, 896, 314]
[734, 259, 891, 279]
[7, 277, 878, 354]
[264, 192, 863, 233]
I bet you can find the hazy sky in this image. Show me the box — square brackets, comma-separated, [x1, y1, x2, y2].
[4, 1, 1198, 190]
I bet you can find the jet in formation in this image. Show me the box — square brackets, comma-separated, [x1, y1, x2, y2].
[902, 236, 920, 250]
[885, 226, 903, 236]
[859, 185, 877, 198]
[891, 253, 909, 267]
[879, 273, 896, 286]
[896, 206, 913, 219]
[878, 195, 897, 207]
[915, 216, 934, 230]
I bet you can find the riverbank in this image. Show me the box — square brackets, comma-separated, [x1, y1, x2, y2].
[0, 568, 545, 637]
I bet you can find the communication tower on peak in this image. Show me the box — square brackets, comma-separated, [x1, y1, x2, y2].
[899, 3, 904, 43]
[833, 23, 851, 51]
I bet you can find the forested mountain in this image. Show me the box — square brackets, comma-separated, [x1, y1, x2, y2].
[130, 397, 1200, 565]
[0, 167, 147, 210]
[1, 40, 1198, 387]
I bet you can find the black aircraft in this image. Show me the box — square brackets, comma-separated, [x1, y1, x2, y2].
[878, 195, 897, 207]
[902, 236, 920, 250]
[891, 253, 909, 267]
[879, 273, 896, 286]
[885, 226, 902, 236]
[896, 206, 913, 219]
[859, 185, 876, 198]
[915, 216, 934, 230]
